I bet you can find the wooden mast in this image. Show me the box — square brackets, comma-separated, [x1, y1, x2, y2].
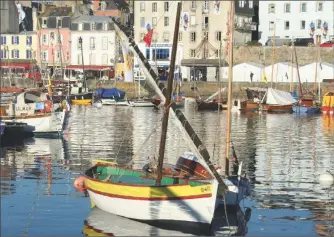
[290, 38, 294, 92]
[225, 0, 235, 176]
[57, 25, 64, 81]
[294, 43, 303, 99]
[156, 2, 182, 185]
[314, 36, 320, 95]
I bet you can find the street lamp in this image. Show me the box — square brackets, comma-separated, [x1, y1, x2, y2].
[79, 36, 87, 92]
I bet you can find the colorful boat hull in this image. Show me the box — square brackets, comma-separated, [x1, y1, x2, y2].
[260, 104, 293, 113]
[293, 106, 321, 114]
[240, 100, 259, 112]
[84, 165, 219, 224]
[71, 99, 92, 105]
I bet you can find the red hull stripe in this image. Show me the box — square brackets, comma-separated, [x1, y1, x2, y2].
[87, 187, 212, 201]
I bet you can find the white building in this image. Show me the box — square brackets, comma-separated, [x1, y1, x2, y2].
[258, 1, 334, 45]
[69, 15, 116, 79]
[299, 62, 334, 83]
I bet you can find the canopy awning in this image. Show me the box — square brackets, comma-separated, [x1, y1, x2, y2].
[0, 62, 33, 70]
[67, 65, 113, 71]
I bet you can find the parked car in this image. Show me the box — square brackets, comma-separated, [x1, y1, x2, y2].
[320, 40, 334, 47]
[290, 38, 315, 47]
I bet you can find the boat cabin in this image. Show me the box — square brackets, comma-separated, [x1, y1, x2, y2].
[3, 91, 52, 117]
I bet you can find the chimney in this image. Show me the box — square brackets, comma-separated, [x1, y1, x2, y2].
[32, 7, 37, 31]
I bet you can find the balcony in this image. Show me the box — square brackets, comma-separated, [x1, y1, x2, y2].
[234, 21, 256, 32]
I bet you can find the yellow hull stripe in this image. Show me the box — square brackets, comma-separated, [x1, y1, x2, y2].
[71, 99, 92, 105]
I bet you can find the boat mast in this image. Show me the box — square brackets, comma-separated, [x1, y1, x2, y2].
[314, 36, 320, 98]
[294, 44, 303, 100]
[225, 0, 235, 176]
[57, 24, 64, 81]
[290, 38, 294, 93]
[156, 2, 182, 185]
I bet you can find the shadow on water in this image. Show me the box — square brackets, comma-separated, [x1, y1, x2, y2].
[82, 205, 251, 236]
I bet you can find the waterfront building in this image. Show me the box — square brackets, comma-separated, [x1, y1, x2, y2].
[133, 1, 257, 81]
[37, 6, 73, 71]
[0, 0, 19, 34]
[69, 15, 116, 80]
[0, 8, 39, 77]
[258, 1, 334, 45]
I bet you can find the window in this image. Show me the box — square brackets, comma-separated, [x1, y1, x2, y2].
[26, 36, 32, 45]
[316, 19, 322, 29]
[284, 21, 290, 30]
[163, 32, 169, 41]
[140, 17, 145, 27]
[203, 16, 209, 29]
[190, 49, 196, 58]
[317, 2, 323, 11]
[56, 50, 61, 61]
[204, 32, 209, 40]
[57, 34, 62, 43]
[216, 31, 221, 41]
[152, 17, 157, 27]
[301, 20, 306, 29]
[102, 37, 108, 50]
[89, 53, 96, 65]
[164, 17, 169, 27]
[91, 23, 96, 31]
[268, 4, 275, 14]
[11, 50, 19, 59]
[191, 1, 196, 9]
[190, 32, 196, 42]
[90, 37, 95, 50]
[215, 50, 219, 58]
[42, 34, 48, 45]
[57, 19, 62, 28]
[152, 3, 157, 12]
[239, 0, 245, 8]
[164, 2, 169, 12]
[0, 49, 7, 59]
[190, 15, 196, 26]
[1, 36, 7, 45]
[204, 1, 209, 10]
[42, 50, 48, 61]
[140, 2, 145, 12]
[26, 50, 32, 59]
[301, 3, 307, 12]
[178, 32, 182, 41]
[269, 21, 275, 31]
[152, 48, 169, 60]
[12, 36, 19, 45]
[284, 3, 291, 13]
[102, 54, 108, 65]
[77, 37, 82, 49]
[104, 23, 108, 31]
[146, 48, 150, 59]
[249, 0, 253, 8]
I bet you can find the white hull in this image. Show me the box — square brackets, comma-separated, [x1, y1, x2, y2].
[88, 190, 217, 224]
[101, 99, 130, 106]
[129, 100, 155, 107]
[6, 111, 66, 134]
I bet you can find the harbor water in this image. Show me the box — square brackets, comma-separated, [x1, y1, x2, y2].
[1, 105, 333, 236]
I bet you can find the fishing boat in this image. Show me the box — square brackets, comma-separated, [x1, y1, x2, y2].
[322, 92, 334, 114]
[259, 88, 297, 113]
[236, 88, 266, 112]
[291, 37, 321, 115]
[0, 90, 66, 136]
[96, 88, 130, 106]
[128, 79, 155, 107]
[75, 2, 249, 225]
[69, 82, 93, 105]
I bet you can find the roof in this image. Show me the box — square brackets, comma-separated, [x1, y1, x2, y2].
[71, 15, 113, 24]
[97, 0, 129, 12]
[2, 31, 37, 35]
[39, 6, 72, 17]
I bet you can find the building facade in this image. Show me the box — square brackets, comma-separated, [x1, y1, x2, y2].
[37, 6, 73, 69]
[69, 15, 116, 78]
[258, 1, 334, 45]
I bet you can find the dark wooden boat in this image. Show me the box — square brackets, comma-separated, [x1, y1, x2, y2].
[196, 100, 224, 111]
[261, 104, 293, 113]
[240, 100, 260, 112]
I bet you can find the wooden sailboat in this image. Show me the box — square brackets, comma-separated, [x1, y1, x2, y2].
[128, 78, 155, 107]
[74, 3, 249, 225]
[292, 37, 321, 114]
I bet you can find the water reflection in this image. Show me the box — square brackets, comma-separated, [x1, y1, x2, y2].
[82, 205, 251, 236]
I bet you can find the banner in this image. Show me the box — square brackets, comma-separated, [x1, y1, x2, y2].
[182, 12, 189, 32]
[121, 42, 134, 83]
[214, 1, 220, 15]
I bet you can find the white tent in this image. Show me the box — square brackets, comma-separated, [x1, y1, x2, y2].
[231, 62, 263, 82]
[299, 62, 334, 83]
[261, 88, 297, 105]
[264, 62, 295, 84]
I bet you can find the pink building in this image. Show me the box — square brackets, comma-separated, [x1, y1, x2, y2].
[37, 6, 73, 70]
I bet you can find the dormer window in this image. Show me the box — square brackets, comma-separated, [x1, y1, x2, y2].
[57, 19, 62, 28]
[91, 23, 96, 31]
[100, 1, 106, 10]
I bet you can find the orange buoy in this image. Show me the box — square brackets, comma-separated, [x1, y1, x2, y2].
[73, 176, 86, 192]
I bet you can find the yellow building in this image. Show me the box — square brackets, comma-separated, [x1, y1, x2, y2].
[0, 31, 39, 70]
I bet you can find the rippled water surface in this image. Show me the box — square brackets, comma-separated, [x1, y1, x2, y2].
[1, 105, 334, 236]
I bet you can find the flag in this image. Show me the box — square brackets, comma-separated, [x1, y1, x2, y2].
[143, 29, 153, 47]
[285, 72, 288, 80]
[263, 72, 268, 83]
